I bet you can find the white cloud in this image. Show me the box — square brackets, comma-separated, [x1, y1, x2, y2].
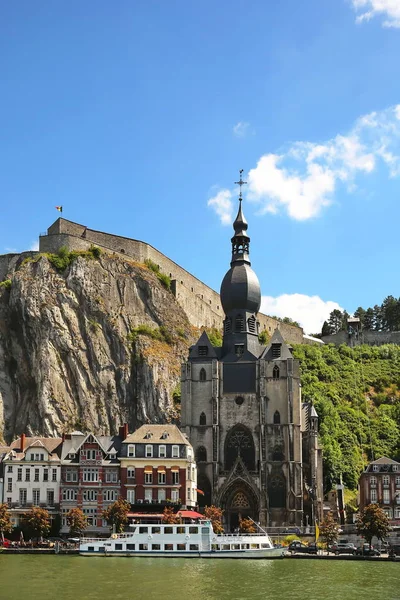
[29, 241, 39, 251]
[244, 104, 400, 220]
[261, 293, 343, 334]
[207, 189, 234, 225]
[352, 0, 400, 28]
[233, 121, 250, 138]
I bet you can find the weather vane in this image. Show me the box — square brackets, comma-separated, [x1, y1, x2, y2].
[234, 169, 247, 201]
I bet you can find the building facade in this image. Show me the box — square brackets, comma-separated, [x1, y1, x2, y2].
[2, 434, 62, 527]
[119, 424, 197, 510]
[181, 194, 323, 530]
[359, 456, 400, 523]
[60, 430, 123, 535]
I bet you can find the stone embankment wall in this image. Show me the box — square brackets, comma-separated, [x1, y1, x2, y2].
[39, 218, 305, 344]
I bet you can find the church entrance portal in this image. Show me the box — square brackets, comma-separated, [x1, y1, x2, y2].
[220, 483, 259, 532]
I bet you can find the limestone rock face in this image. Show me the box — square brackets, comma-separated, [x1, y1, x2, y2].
[0, 253, 194, 442]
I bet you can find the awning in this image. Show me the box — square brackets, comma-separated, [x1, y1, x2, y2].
[144, 466, 153, 473]
[177, 510, 203, 520]
[171, 466, 180, 472]
[157, 467, 166, 473]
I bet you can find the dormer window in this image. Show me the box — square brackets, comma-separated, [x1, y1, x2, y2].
[393, 465, 398, 472]
[198, 346, 208, 357]
[235, 344, 244, 357]
[372, 465, 379, 472]
[67, 453, 76, 460]
[144, 431, 153, 439]
[161, 431, 169, 440]
[272, 343, 281, 359]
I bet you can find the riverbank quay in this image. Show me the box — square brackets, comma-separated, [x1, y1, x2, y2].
[286, 552, 400, 561]
[2, 547, 79, 555]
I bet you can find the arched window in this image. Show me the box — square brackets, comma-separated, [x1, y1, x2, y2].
[200, 412, 206, 426]
[199, 368, 206, 381]
[272, 445, 284, 461]
[273, 410, 281, 425]
[268, 472, 286, 508]
[248, 315, 256, 333]
[273, 365, 280, 380]
[235, 314, 244, 332]
[196, 446, 207, 462]
[224, 424, 255, 471]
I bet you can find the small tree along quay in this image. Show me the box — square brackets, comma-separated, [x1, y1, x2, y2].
[102, 498, 130, 533]
[23, 507, 51, 539]
[66, 508, 88, 536]
[204, 506, 224, 534]
[0, 503, 12, 538]
[320, 512, 339, 553]
[357, 503, 390, 548]
[239, 517, 256, 534]
[162, 507, 180, 524]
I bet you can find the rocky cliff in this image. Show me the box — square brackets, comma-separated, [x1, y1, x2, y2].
[0, 251, 196, 443]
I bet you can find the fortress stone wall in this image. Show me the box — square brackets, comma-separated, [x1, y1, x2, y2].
[322, 329, 400, 347]
[39, 218, 305, 344]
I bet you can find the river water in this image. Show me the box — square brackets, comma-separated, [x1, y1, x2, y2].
[0, 555, 399, 600]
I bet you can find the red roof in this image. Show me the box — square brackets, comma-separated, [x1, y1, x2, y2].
[177, 510, 203, 519]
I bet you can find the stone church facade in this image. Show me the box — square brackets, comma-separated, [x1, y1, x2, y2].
[181, 195, 323, 530]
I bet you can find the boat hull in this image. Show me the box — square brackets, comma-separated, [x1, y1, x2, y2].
[80, 548, 284, 559]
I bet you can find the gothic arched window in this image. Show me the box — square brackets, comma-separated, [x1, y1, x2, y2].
[268, 473, 286, 508]
[199, 368, 206, 382]
[235, 314, 244, 332]
[273, 365, 280, 380]
[273, 410, 281, 425]
[224, 424, 255, 471]
[196, 446, 207, 462]
[200, 412, 206, 426]
[272, 445, 284, 461]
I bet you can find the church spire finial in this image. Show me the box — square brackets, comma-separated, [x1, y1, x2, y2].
[234, 169, 247, 202]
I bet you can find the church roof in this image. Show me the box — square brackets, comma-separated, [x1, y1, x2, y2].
[189, 331, 218, 359]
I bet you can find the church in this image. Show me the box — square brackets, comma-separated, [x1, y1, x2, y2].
[181, 179, 323, 530]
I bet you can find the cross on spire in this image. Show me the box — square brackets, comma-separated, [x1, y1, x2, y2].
[234, 169, 247, 201]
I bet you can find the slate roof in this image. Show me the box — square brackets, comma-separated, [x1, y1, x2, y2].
[124, 424, 190, 445]
[260, 328, 294, 361]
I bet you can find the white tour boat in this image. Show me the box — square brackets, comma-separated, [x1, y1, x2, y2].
[79, 519, 284, 559]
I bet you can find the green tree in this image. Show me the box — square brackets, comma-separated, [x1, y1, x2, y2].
[321, 321, 332, 336]
[373, 304, 383, 330]
[102, 498, 130, 533]
[0, 503, 13, 538]
[22, 507, 51, 539]
[353, 307, 366, 327]
[66, 508, 88, 536]
[319, 512, 339, 553]
[204, 505, 224, 534]
[356, 504, 390, 548]
[328, 309, 344, 334]
[364, 307, 375, 330]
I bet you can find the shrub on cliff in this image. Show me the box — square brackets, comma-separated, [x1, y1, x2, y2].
[0, 279, 11, 290]
[144, 259, 171, 290]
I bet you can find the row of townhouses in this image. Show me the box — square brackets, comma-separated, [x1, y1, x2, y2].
[0, 424, 197, 536]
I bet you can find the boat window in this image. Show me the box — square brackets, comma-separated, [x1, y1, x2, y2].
[211, 544, 218, 550]
[222, 544, 230, 551]
[152, 527, 161, 534]
[241, 544, 250, 550]
[251, 544, 259, 549]
[177, 527, 185, 534]
[88, 546, 94, 552]
[261, 543, 269, 549]
[189, 544, 199, 550]
[139, 527, 148, 534]
[139, 544, 148, 551]
[164, 527, 173, 534]
[189, 527, 198, 534]
[232, 544, 240, 550]
[201, 527, 209, 534]
[115, 544, 123, 550]
[127, 544, 135, 550]
[105, 543, 112, 547]
[164, 544, 174, 551]
[177, 544, 186, 550]
[152, 544, 161, 550]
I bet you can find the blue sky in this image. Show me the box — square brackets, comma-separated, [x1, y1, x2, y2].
[1, 0, 400, 333]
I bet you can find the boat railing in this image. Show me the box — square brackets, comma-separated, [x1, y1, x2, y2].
[216, 533, 268, 538]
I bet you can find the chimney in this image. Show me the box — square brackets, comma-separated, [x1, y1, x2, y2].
[119, 423, 129, 441]
[20, 433, 26, 451]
